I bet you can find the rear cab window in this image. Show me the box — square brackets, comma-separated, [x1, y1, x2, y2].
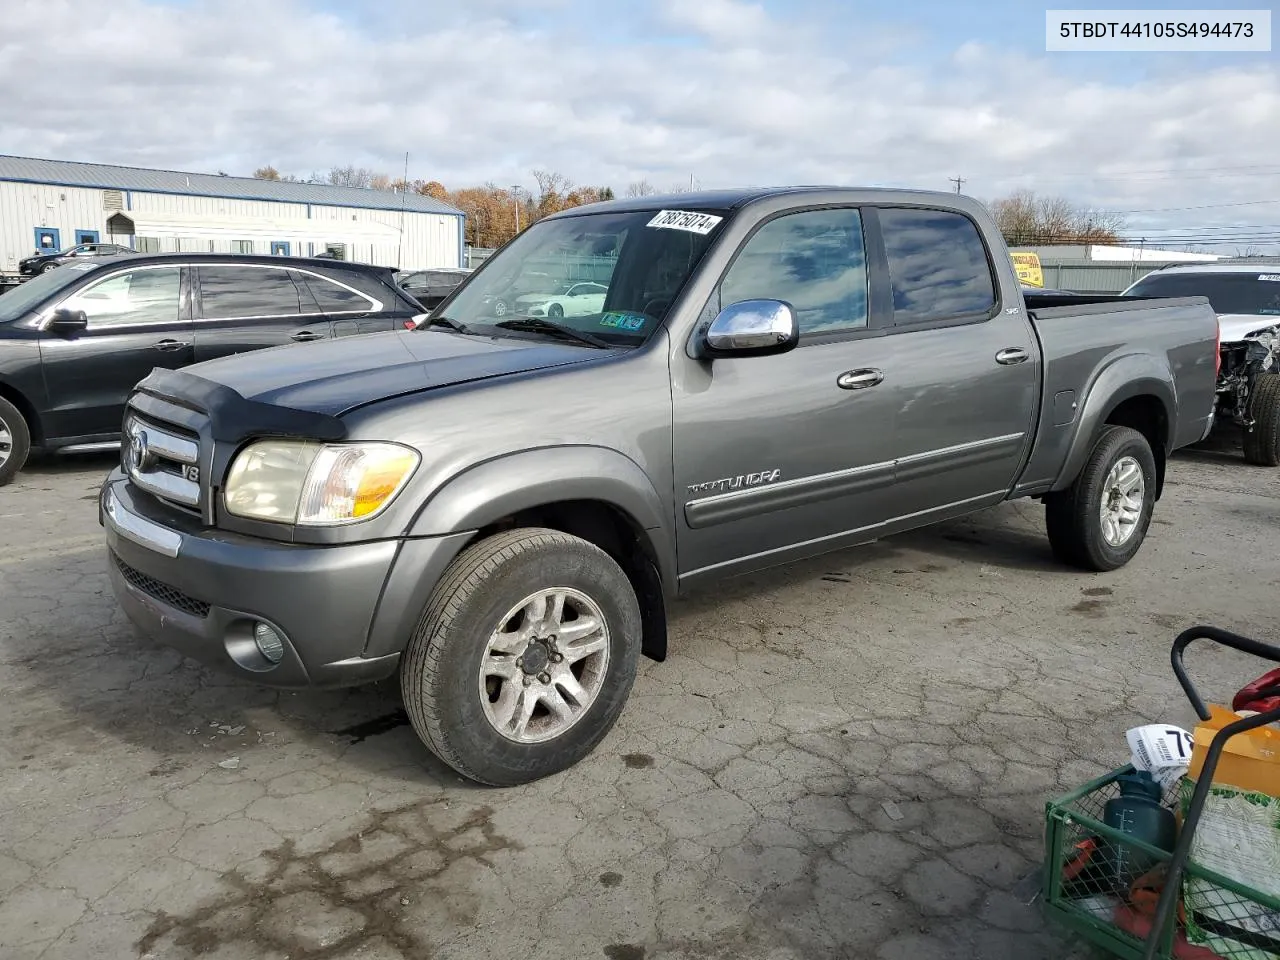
[878, 207, 998, 326]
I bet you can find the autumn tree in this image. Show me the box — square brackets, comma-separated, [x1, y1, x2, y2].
[253, 165, 281, 180]
[989, 190, 1124, 246]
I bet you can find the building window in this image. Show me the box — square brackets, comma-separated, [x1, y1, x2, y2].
[324, 243, 347, 260]
[177, 237, 203, 253]
[136, 237, 161, 253]
[232, 240, 253, 254]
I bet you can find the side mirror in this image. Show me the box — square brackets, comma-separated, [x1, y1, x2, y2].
[702, 299, 799, 358]
[48, 308, 88, 335]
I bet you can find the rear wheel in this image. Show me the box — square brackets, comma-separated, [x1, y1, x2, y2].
[1045, 425, 1157, 572]
[0, 396, 32, 486]
[1242, 373, 1280, 467]
[400, 528, 642, 786]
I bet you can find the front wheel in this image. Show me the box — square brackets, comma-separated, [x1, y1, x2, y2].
[0, 396, 32, 486]
[1242, 373, 1280, 467]
[547, 302, 564, 319]
[400, 528, 642, 786]
[1045, 425, 1157, 572]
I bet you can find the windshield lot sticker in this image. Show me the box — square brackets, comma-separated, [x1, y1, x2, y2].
[598, 312, 646, 331]
[599, 314, 646, 331]
[647, 210, 723, 235]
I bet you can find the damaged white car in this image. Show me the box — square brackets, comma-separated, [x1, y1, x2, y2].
[1124, 263, 1280, 466]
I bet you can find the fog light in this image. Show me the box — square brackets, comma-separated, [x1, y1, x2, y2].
[253, 622, 285, 664]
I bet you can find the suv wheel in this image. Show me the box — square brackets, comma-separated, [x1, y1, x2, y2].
[401, 528, 642, 786]
[1243, 373, 1280, 467]
[1045, 425, 1157, 572]
[0, 396, 32, 486]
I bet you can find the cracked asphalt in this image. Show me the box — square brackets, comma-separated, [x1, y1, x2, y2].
[2, 435, 1277, 960]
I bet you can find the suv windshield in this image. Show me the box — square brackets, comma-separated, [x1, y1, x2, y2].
[1126, 272, 1280, 316]
[432, 208, 727, 345]
[0, 262, 99, 322]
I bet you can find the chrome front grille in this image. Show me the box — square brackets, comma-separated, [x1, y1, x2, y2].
[122, 413, 201, 510]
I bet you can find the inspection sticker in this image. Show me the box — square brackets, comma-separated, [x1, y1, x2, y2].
[647, 210, 723, 234]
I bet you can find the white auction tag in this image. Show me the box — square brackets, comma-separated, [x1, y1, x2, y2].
[646, 210, 723, 235]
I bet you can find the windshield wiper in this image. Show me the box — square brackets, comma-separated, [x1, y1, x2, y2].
[423, 315, 472, 334]
[493, 317, 612, 349]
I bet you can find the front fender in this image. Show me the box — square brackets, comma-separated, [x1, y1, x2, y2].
[1050, 353, 1176, 493]
[407, 444, 677, 589]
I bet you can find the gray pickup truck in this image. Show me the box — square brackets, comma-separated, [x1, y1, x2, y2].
[101, 188, 1218, 785]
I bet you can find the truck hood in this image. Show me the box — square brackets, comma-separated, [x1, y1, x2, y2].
[187, 329, 616, 415]
[1219, 313, 1280, 344]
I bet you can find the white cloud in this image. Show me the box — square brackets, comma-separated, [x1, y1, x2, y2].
[2, 0, 1278, 240]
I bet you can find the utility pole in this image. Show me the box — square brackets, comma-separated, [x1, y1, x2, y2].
[397, 152, 409, 269]
[949, 176, 966, 194]
[510, 185, 521, 234]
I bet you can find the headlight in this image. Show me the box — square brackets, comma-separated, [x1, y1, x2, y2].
[223, 440, 420, 525]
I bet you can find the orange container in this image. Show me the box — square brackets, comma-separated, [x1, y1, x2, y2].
[1187, 704, 1280, 795]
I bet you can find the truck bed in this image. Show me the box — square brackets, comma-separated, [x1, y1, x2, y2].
[1013, 295, 1219, 497]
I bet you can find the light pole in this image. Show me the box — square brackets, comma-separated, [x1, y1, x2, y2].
[510, 185, 521, 234]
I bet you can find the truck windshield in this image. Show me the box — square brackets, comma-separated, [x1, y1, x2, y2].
[433, 208, 727, 345]
[0, 264, 96, 323]
[1125, 272, 1280, 316]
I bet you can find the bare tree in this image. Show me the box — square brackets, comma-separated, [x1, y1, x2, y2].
[326, 165, 376, 189]
[626, 180, 657, 198]
[253, 165, 282, 180]
[989, 190, 1124, 245]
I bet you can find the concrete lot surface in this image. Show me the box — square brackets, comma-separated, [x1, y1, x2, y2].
[1, 439, 1277, 960]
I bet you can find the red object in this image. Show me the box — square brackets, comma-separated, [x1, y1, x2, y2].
[1233, 667, 1280, 714]
[1112, 905, 1226, 959]
[403, 320, 417, 330]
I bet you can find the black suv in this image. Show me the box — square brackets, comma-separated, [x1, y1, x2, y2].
[0, 253, 423, 484]
[395, 267, 472, 310]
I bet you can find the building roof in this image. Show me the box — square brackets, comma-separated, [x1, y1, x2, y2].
[0, 154, 463, 217]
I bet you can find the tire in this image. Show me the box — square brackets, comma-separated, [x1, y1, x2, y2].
[0, 396, 32, 487]
[38, 261, 56, 274]
[493, 299, 507, 317]
[400, 528, 642, 786]
[1045, 425, 1157, 572]
[547, 302, 564, 319]
[1242, 373, 1280, 467]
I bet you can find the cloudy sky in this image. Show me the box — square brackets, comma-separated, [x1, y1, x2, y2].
[3, 0, 1278, 245]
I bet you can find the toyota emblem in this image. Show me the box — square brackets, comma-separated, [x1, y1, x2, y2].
[129, 427, 151, 473]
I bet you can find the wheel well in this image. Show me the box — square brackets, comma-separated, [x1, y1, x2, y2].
[0, 381, 41, 444]
[472, 500, 669, 662]
[1104, 395, 1168, 497]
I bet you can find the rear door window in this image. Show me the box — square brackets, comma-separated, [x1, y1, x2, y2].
[198, 265, 308, 319]
[879, 208, 998, 325]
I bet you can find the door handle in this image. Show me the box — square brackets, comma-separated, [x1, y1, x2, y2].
[996, 347, 1029, 365]
[291, 330, 326, 342]
[153, 339, 189, 352]
[836, 368, 884, 390]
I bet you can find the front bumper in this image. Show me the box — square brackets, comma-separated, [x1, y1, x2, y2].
[100, 471, 470, 688]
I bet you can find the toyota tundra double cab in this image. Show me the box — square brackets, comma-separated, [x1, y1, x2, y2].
[101, 188, 1219, 786]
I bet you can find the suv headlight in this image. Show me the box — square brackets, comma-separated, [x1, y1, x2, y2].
[223, 440, 420, 525]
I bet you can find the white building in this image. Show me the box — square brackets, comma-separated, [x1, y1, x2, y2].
[1021, 243, 1220, 264]
[0, 155, 465, 274]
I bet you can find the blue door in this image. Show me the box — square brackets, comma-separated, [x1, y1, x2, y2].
[34, 227, 61, 254]
[270, 241, 290, 256]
